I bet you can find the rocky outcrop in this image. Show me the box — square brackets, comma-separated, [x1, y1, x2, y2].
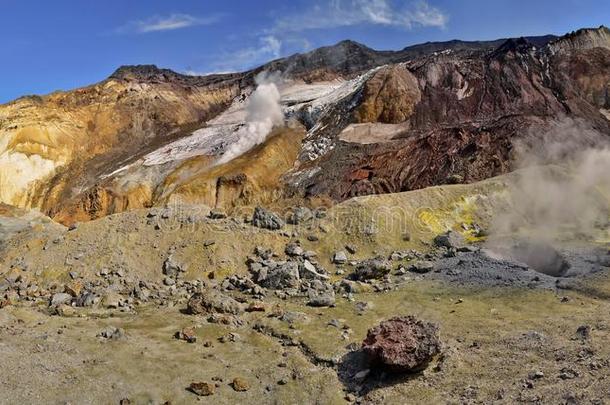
[186, 290, 243, 315]
[547, 26, 610, 54]
[251, 206, 285, 230]
[354, 65, 421, 124]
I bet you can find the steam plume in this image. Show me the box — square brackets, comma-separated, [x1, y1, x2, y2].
[218, 71, 284, 164]
[489, 118, 610, 243]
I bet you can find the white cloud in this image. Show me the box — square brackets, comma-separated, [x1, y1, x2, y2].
[186, 1, 447, 75]
[272, 0, 447, 33]
[216, 36, 282, 72]
[118, 13, 221, 34]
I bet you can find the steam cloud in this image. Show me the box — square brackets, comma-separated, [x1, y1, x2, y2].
[218, 72, 284, 164]
[489, 118, 610, 244]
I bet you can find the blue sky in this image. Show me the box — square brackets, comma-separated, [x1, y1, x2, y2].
[1, 0, 608, 102]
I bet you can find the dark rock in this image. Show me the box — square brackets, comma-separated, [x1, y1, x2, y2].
[252, 206, 284, 230]
[257, 262, 300, 289]
[575, 325, 591, 340]
[307, 290, 336, 307]
[208, 209, 227, 219]
[285, 242, 304, 257]
[559, 368, 579, 380]
[163, 256, 185, 277]
[362, 315, 441, 372]
[186, 290, 243, 315]
[299, 260, 329, 280]
[345, 244, 357, 254]
[75, 292, 96, 307]
[332, 251, 348, 264]
[408, 260, 435, 274]
[287, 207, 313, 225]
[175, 327, 197, 343]
[434, 231, 466, 249]
[349, 258, 392, 281]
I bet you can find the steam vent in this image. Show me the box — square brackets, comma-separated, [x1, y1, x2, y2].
[1, 2, 609, 402]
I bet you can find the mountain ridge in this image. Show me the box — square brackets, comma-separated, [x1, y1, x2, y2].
[0, 26, 608, 224]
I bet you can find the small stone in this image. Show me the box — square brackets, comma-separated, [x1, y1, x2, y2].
[101, 291, 121, 309]
[64, 281, 84, 297]
[307, 291, 335, 307]
[433, 231, 465, 249]
[187, 291, 243, 315]
[349, 258, 391, 281]
[575, 325, 591, 340]
[285, 242, 304, 257]
[231, 377, 250, 392]
[559, 368, 579, 380]
[299, 260, 329, 281]
[175, 327, 197, 343]
[246, 302, 266, 312]
[208, 209, 227, 219]
[408, 260, 435, 274]
[287, 207, 313, 225]
[50, 293, 72, 307]
[189, 381, 215, 396]
[204, 240, 216, 247]
[163, 256, 185, 277]
[97, 326, 125, 340]
[328, 319, 341, 328]
[332, 251, 348, 265]
[345, 245, 357, 254]
[345, 393, 356, 402]
[75, 292, 96, 307]
[251, 206, 284, 230]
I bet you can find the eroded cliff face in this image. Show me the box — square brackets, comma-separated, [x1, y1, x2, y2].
[50, 127, 305, 224]
[287, 27, 610, 200]
[353, 65, 421, 124]
[1, 27, 609, 224]
[0, 66, 243, 211]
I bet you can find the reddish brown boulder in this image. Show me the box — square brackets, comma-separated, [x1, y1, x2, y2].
[362, 316, 441, 372]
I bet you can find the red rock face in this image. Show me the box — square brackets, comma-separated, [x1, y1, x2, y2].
[362, 316, 441, 373]
[292, 29, 610, 200]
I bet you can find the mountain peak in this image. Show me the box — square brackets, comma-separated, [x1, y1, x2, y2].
[109, 64, 182, 82]
[492, 37, 535, 57]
